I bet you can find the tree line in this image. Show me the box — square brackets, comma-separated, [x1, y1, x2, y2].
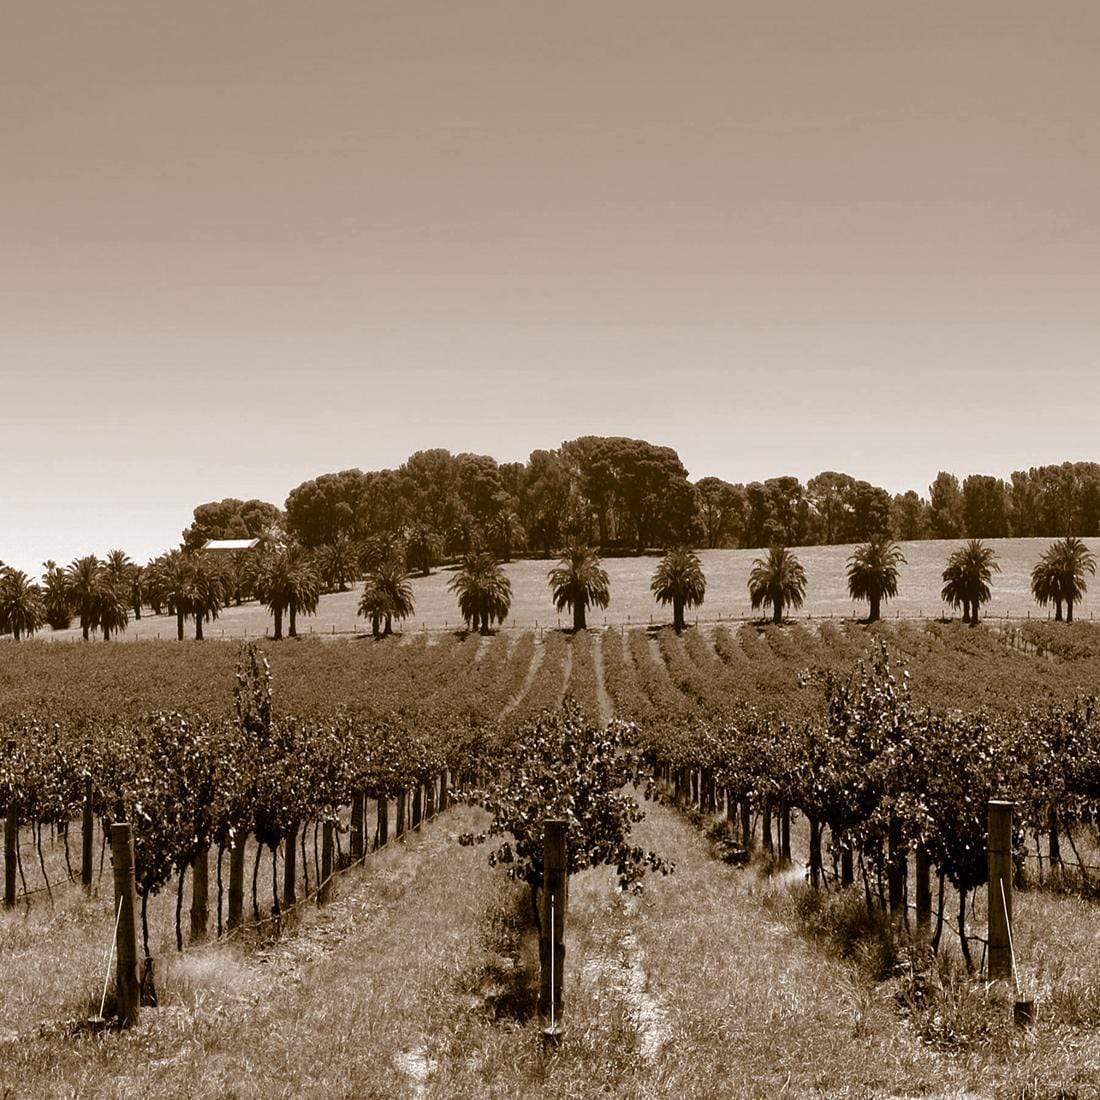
[182, 446, 1100, 565]
[2, 533, 1094, 642]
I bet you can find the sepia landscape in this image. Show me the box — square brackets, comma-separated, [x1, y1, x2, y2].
[3, 2, 1099, 1098]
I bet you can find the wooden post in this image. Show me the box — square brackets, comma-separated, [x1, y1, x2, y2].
[396, 790, 406, 840]
[350, 792, 365, 861]
[377, 796, 389, 848]
[4, 738, 16, 909]
[887, 817, 906, 914]
[283, 824, 297, 905]
[4, 804, 16, 911]
[81, 778, 94, 890]
[988, 800, 1013, 981]
[110, 823, 140, 1027]
[319, 821, 334, 905]
[915, 844, 932, 931]
[227, 833, 246, 931]
[539, 819, 567, 1025]
[190, 846, 209, 942]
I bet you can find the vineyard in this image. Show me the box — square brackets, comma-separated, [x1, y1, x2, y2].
[1, 621, 1099, 1096]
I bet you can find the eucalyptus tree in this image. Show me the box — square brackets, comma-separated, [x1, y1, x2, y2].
[846, 538, 907, 623]
[548, 545, 611, 631]
[651, 547, 706, 633]
[747, 546, 807, 625]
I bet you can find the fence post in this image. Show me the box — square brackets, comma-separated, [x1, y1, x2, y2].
[81, 777, 94, 890]
[319, 821, 334, 905]
[110, 822, 140, 1027]
[228, 833, 246, 931]
[988, 800, 1013, 981]
[915, 844, 932, 931]
[350, 792, 365, 861]
[539, 819, 567, 1028]
[283, 824, 297, 905]
[377, 795, 389, 848]
[190, 846, 209, 942]
[5, 740, 17, 908]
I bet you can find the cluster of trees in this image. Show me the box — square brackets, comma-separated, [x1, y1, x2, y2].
[219, 446, 1100, 567]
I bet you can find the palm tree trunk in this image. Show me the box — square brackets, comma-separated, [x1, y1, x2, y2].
[195, 614, 204, 641]
[574, 601, 585, 632]
[1055, 599, 1063, 621]
[961, 598, 971, 624]
[82, 620, 90, 642]
[773, 599, 783, 625]
[674, 597, 684, 634]
[289, 599, 297, 637]
[480, 609, 490, 635]
[384, 613, 392, 636]
[103, 624, 110, 641]
[1067, 598, 1074, 623]
[869, 594, 881, 623]
[177, 610, 184, 641]
[372, 611, 380, 639]
[274, 606, 283, 641]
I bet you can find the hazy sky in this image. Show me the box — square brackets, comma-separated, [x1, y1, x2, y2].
[3, 1, 1099, 574]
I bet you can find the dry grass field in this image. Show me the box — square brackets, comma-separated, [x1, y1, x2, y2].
[30, 537, 1100, 645]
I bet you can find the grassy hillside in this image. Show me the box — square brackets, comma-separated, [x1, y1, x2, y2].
[28, 536, 1100, 643]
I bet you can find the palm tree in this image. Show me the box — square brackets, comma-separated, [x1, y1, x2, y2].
[129, 564, 145, 620]
[315, 537, 358, 592]
[941, 540, 1000, 626]
[104, 549, 133, 590]
[189, 553, 225, 640]
[0, 570, 46, 639]
[254, 545, 319, 640]
[488, 508, 524, 563]
[358, 557, 415, 637]
[651, 548, 706, 633]
[846, 538, 907, 623]
[66, 555, 102, 641]
[748, 547, 807, 625]
[548, 545, 611, 631]
[448, 551, 512, 634]
[41, 561, 72, 630]
[1032, 537, 1096, 622]
[147, 550, 196, 640]
[93, 580, 130, 640]
[405, 523, 439, 577]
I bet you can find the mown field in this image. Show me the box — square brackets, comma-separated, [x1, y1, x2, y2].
[1, 619, 1099, 1097]
[27, 536, 1100, 644]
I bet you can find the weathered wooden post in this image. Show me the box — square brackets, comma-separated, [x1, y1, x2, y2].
[319, 821, 334, 905]
[539, 819, 567, 1034]
[396, 789, 407, 840]
[4, 738, 16, 909]
[377, 795, 389, 848]
[887, 817, 907, 915]
[227, 833, 246, 931]
[988, 800, 1013, 981]
[110, 822, 140, 1027]
[915, 844, 932, 931]
[283, 824, 297, 905]
[81, 777, 94, 890]
[190, 846, 209, 942]
[350, 792, 365, 861]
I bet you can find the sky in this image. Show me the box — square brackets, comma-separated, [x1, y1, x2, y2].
[3, 1, 1099, 575]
